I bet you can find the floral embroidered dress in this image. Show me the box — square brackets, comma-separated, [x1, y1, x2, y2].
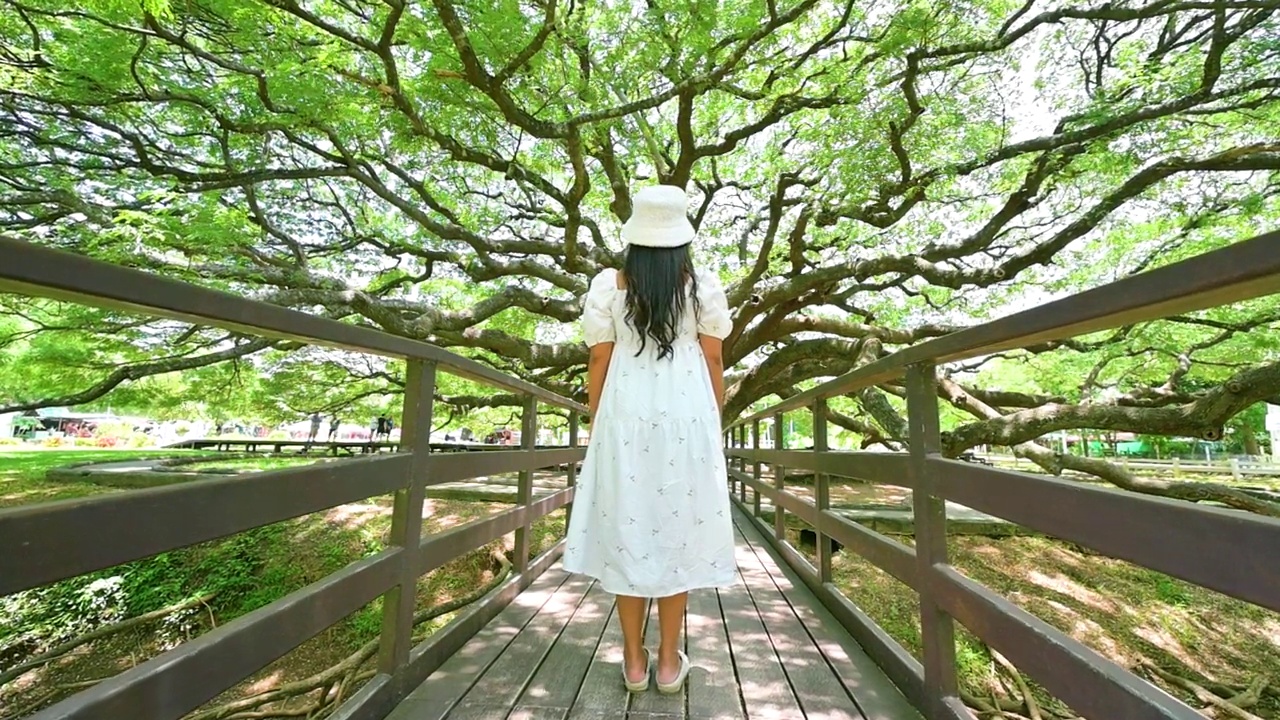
[563, 267, 736, 597]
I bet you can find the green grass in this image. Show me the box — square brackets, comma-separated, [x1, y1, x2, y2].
[178, 456, 323, 472]
[796, 527, 1280, 716]
[0, 449, 214, 508]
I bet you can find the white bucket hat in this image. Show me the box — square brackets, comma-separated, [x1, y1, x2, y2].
[620, 185, 696, 248]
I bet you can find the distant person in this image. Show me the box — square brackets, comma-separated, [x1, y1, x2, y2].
[375, 414, 389, 442]
[308, 412, 322, 442]
[460, 427, 473, 442]
[328, 416, 340, 440]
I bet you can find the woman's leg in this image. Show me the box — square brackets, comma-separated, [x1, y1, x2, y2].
[655, 592, 688, 683]
[616, 594, 648, 682]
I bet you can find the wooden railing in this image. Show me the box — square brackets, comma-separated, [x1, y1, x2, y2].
[723, 229, 1280, 720]
[986, 452, 1280, 479]
[0, 238, 587, 720]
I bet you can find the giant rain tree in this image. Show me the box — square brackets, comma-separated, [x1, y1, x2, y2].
[1, 0, 1279, 512]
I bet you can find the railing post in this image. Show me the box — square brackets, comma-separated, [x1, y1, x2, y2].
[906, 363, 958, 717]
[514, 394, 538, 574]
[726, 428, 737, 497]
[378, 359, 437, 674]
[814, 398, 832, 583]
[734, 426, 744, 494]
[566, 412, 579, 526]
[751, 420, 761, 514]
[773, 411, 786, 541]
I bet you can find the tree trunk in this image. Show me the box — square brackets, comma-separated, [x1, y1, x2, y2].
[1241, 424, 1261, 456]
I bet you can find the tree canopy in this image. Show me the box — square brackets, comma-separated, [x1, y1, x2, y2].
[1, 0, 1279, 508]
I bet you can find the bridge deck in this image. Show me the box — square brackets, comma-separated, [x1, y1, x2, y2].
[390, 509, 920, 720]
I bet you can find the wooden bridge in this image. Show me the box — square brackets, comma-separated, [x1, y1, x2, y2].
[1, 231, 1279, 720]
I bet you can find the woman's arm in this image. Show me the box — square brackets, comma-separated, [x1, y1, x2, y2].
[587, 341, 615, 420]
[698, 335, 725, 413]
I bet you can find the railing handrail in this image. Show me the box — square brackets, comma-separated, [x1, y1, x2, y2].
[720, 228, 1280, 720]
[0, 237, 588, 720]
[730, 229, 1280, 428]
[0, 236, 586, 413]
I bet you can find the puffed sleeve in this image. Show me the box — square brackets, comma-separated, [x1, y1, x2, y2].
[581, 269, 618, 346]
[695, 268, 732, 339]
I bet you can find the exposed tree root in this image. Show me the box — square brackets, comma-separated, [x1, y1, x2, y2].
[1141, 662, 1268, 720]
[958, 645, 1271, 720]
[0, 689, 57, 720]
[190, 550, 512, 720]
[0, 592, 216, 688]
[4, 548, 512, 720]
[991, 651, 1042, 720]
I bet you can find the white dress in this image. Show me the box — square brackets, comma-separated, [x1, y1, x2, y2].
[563, 268, 736, 597]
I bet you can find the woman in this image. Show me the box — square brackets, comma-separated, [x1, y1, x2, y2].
[563, 185, 734, 694]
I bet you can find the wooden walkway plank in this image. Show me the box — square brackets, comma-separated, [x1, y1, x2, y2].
[389, 568, 572, 720]
[516, 583, 616, 712]
[508, 707, 572, 720]
[685, 587, 745, 719]
[443, 705, 534, 719]
[732, 524, 864, 720]
[393, 510, 923, 720]
[449, 575, 594, 715]
[718, 562, 804, 718]
[735, 513, 922, 720]
[628, 600, 685, 716]
[566, 598, 630, 719]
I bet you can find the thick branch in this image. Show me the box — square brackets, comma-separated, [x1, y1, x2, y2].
[0, 338, 280, 414]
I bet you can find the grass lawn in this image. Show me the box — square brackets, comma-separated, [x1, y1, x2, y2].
[174, 456, 324, 472]
[0, 448, 216, 508]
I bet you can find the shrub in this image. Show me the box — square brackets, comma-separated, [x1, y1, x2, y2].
[127, 433, 154, 448]
[0, 524, 291, 654]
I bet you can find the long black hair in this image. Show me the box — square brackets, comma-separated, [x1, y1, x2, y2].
[622, 244, 700, 360]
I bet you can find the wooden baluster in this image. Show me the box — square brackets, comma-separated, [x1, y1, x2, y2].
[726, 427, 737, 497]
[749, 420, 759, 514]
[377, 359, 437, 673]
[566, 412, 579, 527]
[906, 363, 958, 717]
[737, 425, 747, 491]
[814, 398, 832, 584]
[515, 395, 538, 574]
[774, 411, 786, 541]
